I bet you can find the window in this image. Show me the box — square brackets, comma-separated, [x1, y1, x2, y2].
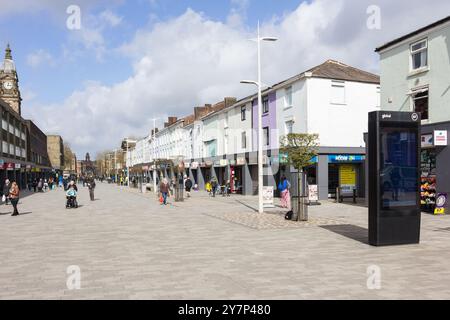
[241, 106, 246, 121]
[412, 89, 429, 121]
[9, 143, 14, 155]
[263, 127, 269, 146]
[224, 113, 229, 128]
[284, 86, 293, 108]
[1, 119, 7, 131]
[2, 141, 7, 154]
[285, 121, 294, 135]
[262, 96, 269, 114]
[241, 131, 247, 149]
[376, 86, 381, 108]
[411, 39, 428, 71]
[331, 81, 346, 105]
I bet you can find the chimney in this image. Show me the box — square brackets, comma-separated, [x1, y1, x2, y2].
[168, 116, 178, 125]
[224, 97, 237, 108]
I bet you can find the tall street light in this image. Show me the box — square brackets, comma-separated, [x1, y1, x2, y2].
[149, 118, 160, 194]
[241, 21, 277, 214]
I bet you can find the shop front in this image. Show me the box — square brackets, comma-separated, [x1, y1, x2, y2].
[230, 156, 246, 194]
[420, 126, 449, 214]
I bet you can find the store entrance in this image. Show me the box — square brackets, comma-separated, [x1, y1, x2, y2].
[230, 166, 243, 194]
[328, 164, 339, 198]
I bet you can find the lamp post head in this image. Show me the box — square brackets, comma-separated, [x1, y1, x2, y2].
[261, 37, 278, 42]
[240, 80, 259, 86]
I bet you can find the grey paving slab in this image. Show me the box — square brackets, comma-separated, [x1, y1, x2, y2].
[0, 183, 450, 299]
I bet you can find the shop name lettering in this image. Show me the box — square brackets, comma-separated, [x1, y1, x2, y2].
[334, 155, 355, 161]
[382, 114, 392, 119]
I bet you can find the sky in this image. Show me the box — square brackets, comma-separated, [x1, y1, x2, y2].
[0, 0, 449, 159]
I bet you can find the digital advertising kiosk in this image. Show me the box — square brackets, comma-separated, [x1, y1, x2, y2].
[368, 111, 421, 246]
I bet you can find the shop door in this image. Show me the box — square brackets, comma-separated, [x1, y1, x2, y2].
[328, 164, 339, 198]
[250, 165, 258, 195]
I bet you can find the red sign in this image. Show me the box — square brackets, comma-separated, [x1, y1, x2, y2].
[5, 163, 15, 170]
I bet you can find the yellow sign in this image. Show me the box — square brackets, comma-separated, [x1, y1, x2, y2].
[434, 208, 445, 215]
[340, 165, 356, 193]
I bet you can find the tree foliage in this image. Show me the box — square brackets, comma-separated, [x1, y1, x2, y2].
[280, 133, 319, 170]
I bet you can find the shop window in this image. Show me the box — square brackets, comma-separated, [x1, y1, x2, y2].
[412, 89, 429, 120]
[411, 39, 428, 71]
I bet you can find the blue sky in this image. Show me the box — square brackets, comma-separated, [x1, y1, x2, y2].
[0, 0, 303, 105]
[1, 0, 449, 157]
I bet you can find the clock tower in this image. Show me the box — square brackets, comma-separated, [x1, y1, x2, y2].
[0, 44, 22, 115]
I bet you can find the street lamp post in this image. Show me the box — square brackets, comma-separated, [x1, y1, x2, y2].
[241, 21, 277, 214]
[150, 118, 160, 194]
[126, 139, 130, 188]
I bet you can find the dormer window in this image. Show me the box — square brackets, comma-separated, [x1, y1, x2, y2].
[411, 39, 428, 71]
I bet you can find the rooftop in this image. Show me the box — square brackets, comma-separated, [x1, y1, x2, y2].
[375, 16, 450, 52]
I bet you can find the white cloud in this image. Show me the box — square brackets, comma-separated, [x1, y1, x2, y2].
[26, 49, 56, 68]
[24, 0, 450, 157]
[99, 10, 123, 27]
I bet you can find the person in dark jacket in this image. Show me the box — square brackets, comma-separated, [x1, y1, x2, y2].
[159, 178, 170, 205]
[184, 176, 193, 198]
[2, 179, 11, 205]
[87, 177, 96, 201]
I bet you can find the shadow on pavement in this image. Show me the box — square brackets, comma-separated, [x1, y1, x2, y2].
[320, 224, 369, 245]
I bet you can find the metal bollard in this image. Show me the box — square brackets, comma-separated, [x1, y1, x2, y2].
[353, 189, 357, 204]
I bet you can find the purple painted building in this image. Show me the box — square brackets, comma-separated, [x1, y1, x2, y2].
[252, 92, 277, 152]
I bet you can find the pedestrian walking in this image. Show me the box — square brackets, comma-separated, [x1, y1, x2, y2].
[32, 179, 37, 192]
[9, 182, 20, 216]
[278, 175, 292, 211]
[159, 178, 170, 205]
[2, 179, 10, 205]
[87, 177, 96, 201]
[211, 177, 218, 198]
[184, 175, 193, 198]
[37, 179, 43, 192]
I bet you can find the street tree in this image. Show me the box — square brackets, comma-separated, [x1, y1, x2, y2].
[280, 133, 319, 221]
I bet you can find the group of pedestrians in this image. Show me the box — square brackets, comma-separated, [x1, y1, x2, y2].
[158, 175, 194, 206]
[2, 179, 21, 216]
[205, 177, 231, 197]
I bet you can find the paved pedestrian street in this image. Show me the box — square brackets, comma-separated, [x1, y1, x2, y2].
[1, 183, 450, 300]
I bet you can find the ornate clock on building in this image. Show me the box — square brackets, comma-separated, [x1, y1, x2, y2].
[3, 80, 13, 90]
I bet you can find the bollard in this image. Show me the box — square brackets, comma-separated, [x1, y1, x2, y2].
[336, 187, 341, 203]
[353, 189, 357, 204]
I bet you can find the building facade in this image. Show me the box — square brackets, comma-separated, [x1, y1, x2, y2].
[126, 60, 380, 200]
[47, 135, 64, 173]
[25, 120, 52, 181]
[376, 16, 450, 211]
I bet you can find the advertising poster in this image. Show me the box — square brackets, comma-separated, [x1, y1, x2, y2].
[339, 165, 356, 194]
[435, 193, 447, 215]
[309, 185, 319, 202]
[262, 186, 275, 208]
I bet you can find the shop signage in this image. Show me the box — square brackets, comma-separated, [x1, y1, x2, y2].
[15, 163, 21, 169]
[0, 159, 4, 166]
[262, 186, 275, 208]
[421, 134, 434, 148]
[6, 163, 14, 171]
[191, 162, 199, 169]
[279, 153, 289, 164]
[308, 185, 319, 202]
[236, 157, 246, 166]
[339, 164, 356, 194]
[219, 159, 228, 167]
[434, 130, 448, 146]
[229, 160, 236, 166]
[329, 155, 365, 163]
[435, 193, 447, 215]
[26, 165, 31, 169]
[205, 161, 213, 167]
